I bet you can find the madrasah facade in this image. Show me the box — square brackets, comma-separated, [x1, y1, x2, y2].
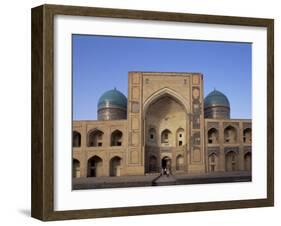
[72, 72, 252, 178]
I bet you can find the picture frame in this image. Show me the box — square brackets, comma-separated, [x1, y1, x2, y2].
[31, 4, 274, 221]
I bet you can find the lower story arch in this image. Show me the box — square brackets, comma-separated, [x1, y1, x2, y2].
[176, 155, 184, 171]
[225, 151, 237, 172]
[73, 159, 80, 178]
[87, 156, 103, 177]
[208, 153, 218, 172]
[148, 155, 158, 173]
[244, 152, 252, 171]
[110, 156, 122, 177]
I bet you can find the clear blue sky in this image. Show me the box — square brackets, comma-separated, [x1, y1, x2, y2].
[72, 35, 252, 120]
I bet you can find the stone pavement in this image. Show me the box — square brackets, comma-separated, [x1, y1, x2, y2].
[72, 171, 251, 190]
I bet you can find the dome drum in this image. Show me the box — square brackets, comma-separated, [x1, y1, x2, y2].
[204, 90, 230, 119]
[204, 105, 230, 119]
[98, 107, 127, 120]
[97, 88, 128, 120]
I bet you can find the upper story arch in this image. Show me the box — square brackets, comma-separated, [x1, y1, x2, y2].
[243, 128, 252, 143]
[224, 125, 238, 143]
[111, 129, 123, 146]
[72, 131, 81, 147]
[208, 128, 219, 144]
[87, 129, 104, 147]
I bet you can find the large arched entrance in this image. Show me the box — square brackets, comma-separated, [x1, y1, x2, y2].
[87, 156, 103, 177]
[110, 156, 122, 176]
[144, 91, 187, 173]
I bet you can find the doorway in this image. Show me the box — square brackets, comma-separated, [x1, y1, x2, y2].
[161, 156, 171, 174]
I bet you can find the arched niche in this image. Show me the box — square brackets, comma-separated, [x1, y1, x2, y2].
[147, 127, 157, 144]
[88, 129, 104, 147]
[244, 152, 252, 171]
[87, 156, 103, 177]
[111, 130, 123, 146]
[243, 128, 252, 143]
[110, 156, 122, 176]
[161, 129, 172, 146]
[73, 131, 81, 147]
[148, 155, 158, 173]
[208, 153, 218, 172]
[224, 126, 237, 143]
[73, 159, 80, 178]
[176, 155, 184, 171]
[208, 128, 218, 144]
[176, 128, 185, 147]
[225, 151, 237, 171]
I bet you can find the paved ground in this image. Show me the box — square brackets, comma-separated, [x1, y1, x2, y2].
[73, 171, 251, 190]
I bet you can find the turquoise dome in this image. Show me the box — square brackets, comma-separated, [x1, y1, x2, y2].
[98, 88, 127, 109]
[204, 89, 230, 108]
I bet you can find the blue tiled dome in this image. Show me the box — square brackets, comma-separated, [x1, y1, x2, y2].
[98, 88, 127, 109]
[204, 89, 230, 108]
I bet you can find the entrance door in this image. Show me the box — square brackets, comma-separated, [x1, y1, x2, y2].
[162, 157, 171, 174]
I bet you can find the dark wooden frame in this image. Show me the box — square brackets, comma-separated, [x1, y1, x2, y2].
[31, 4, 274, 221]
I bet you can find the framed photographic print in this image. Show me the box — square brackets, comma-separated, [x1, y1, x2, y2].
[31, 4, 274, 221]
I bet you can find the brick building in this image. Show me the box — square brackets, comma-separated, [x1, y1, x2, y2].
[72, 72, 251, 179]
